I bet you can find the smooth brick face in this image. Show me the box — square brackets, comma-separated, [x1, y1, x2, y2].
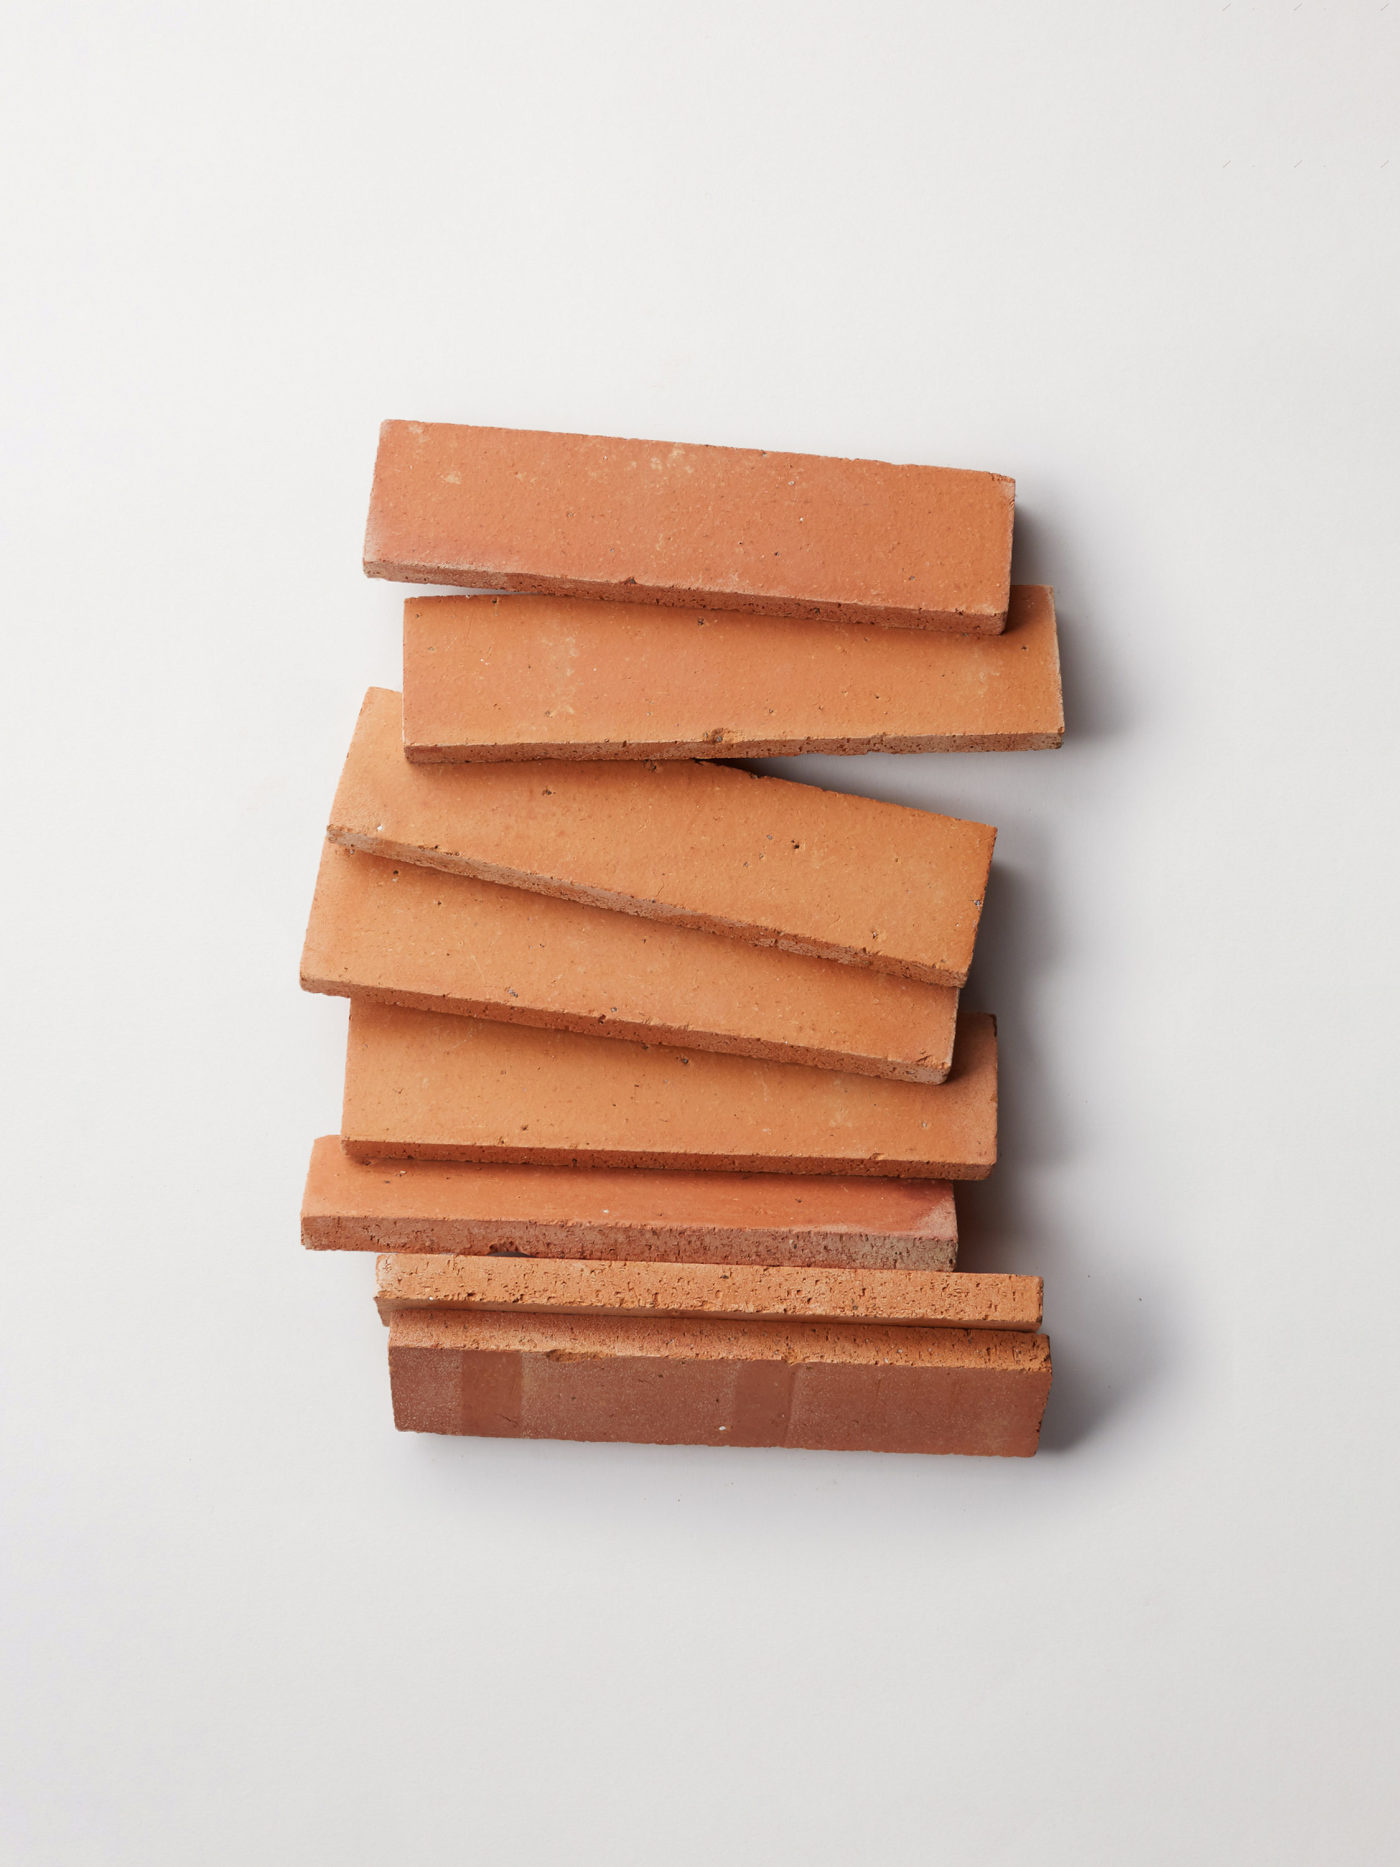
[387, 1310, 1051, 1456]
[364, 421, 1014, 632]
[329, 688, 995, 986]
[301, 1137, 960, 1269]
[402, 584, 1064, 761]
[374, 1253, 1041, 1331]
[302, 840, 959, 1082]
[340, 1000, 997, 1178]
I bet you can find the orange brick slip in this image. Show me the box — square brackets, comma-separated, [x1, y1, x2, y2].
[402, 584, 1064, 762]
[387, 1310, 1051, 1456]
[301, 1138, 960, 1269]
[374, 1253, 1042, 1331]
[330, 689, 995, 987]
[340, 1000, 997, 1177]
[301, 840, 960, 1083]
[364, 421, 1014, 633]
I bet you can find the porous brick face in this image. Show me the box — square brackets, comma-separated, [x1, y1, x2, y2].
[373, 1251, 1041, 1330]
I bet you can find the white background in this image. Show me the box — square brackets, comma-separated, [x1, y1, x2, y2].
[2, 4, 1397, 1861]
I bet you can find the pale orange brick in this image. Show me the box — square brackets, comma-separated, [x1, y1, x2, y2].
[340, 1000, 997, 1178]
[302, 839, 959, 1082]
[301, 1137, 959, 1270]
[402, 584, 1063, 761]
[330, 688, 995, 987]
[365, 421, 1013, 632]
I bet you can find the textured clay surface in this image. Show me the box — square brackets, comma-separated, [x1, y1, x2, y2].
[329, 688, 995, 986]
[340, 1000, 997, 1178]
[402, 584, 1063, 761]
[374, 1252, 1041, 1331]
[301, 1137, 959, 1269]
[388, 1309, 1051, 1456]
[364, 420, 1014, 632]
[302, 839, 959, 1082]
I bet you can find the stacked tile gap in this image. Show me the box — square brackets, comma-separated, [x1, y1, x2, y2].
[300, 420, 1064, 1457]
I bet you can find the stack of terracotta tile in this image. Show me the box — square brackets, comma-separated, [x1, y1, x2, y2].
[300, 422, 1064, 1457]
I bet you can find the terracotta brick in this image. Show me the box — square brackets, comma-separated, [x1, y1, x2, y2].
[302, 839, 959, 1083]
[387, 1309, 1051, 1456]
[330, 689, 995, 987]
[340, 1000, 997, 1178]
[364, 421, 1014, 633]
[374, 1252, 1040, 1331]
[402, 584, 1063, 762]
[301, 1137, 959, 1269]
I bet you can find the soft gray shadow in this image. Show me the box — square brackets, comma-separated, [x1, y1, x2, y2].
[956, 854, 1175, 1451]
[732, 546, 1174, 1452]
[1012, 505, 1130, 746]
[958, 858, 1067, 1167]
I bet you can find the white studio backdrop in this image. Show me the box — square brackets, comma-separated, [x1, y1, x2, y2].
[1, 4, 1396, 1863]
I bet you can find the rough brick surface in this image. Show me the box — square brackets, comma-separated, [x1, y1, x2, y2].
[302, 839, 959, 1082]
[340, 1000, 997, 1177]
[374, 1252, 1041, 1331]
[330, 688, 995, 986]
[301, 1137, 959, 1269]
[388, 1309, 1051, 1456]
[403, 584, 1063, 762]
[364, 421, 1014, 632]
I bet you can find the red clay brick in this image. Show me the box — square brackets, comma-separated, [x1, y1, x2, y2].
[302, 839, 959, 1082]
[340, 1000, 997, 1178]
[374, 1252, 1041, 1331]
[402, 584, 1063, 761]
[387, 1309, 1051, 1456]
[301, 1137, 960, 1269]
[330, 688, 995, 987]
[364, 421, 1014, 632]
